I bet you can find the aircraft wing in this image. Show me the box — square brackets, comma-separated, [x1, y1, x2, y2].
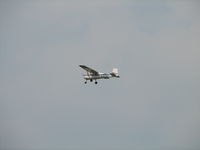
[79, 65, 99, 75]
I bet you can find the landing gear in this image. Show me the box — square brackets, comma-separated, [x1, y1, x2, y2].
[84, 80, 98, 84]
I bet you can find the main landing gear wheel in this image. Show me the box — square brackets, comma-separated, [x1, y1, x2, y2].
[90, 79, 93, 82]
[95, 81, 98, 84]
[84, 81, 87, 84]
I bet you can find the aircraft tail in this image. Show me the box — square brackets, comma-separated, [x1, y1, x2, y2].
[112, 68, 118, 74]
[110, 68, 120, 78]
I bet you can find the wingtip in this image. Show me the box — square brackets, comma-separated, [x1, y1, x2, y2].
[79, 65, 86, 68]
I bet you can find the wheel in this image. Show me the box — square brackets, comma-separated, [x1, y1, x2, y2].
[84, 81, 87, 84]
[95, 81, 98, 84]
[90, 79, 93, 82]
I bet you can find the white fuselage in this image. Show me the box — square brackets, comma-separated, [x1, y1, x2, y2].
[83, 73, 112, 80]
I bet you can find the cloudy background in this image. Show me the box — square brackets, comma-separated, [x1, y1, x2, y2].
[0, 0, 200, 150]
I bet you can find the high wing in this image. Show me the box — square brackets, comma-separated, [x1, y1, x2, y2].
[79, 65, 99, 75]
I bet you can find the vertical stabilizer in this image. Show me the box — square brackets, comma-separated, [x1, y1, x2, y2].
[110, 68, 120, 78]
[112, 68, 118, 74]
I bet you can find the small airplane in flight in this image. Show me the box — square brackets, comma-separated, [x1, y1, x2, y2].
[79, 65, 120, 84]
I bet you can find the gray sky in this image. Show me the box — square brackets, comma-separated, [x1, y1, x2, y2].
[0, 1, 200, 150]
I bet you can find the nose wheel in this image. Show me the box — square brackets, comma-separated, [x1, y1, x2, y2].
[95, 81, 98, 84]
[84, 81, 87, 84]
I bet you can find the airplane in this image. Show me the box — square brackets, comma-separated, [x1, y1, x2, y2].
[79, 65, 120, 84]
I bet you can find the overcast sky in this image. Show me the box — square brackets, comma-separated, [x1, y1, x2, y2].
[0, 1, 200, 150]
